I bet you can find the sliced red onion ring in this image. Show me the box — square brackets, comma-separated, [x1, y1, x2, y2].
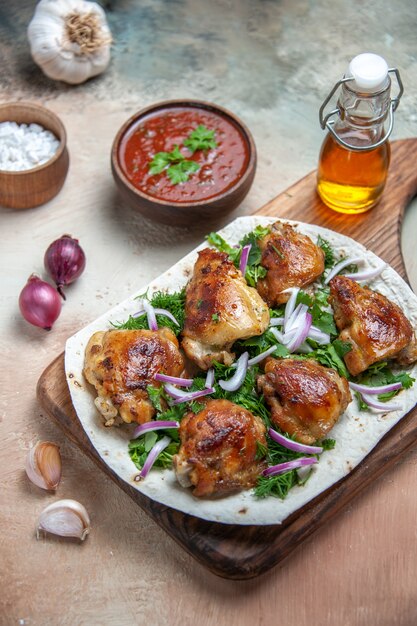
[285, 303, 308, 332]
[343, 264, 385, 282]
[142, 300, 158, 331]
[360, 393, 402, 412]
[239, 244, 252, 276]
[136, 435, 171, 480]
[133, 420, 179, 438]
[284, 287, 300, 326]
[270, 317, 285, 327]
[219, 352, 249, 392]
[324, 256, 363, 285]
[247, 345, 277, 366]
[307, 326, 331, 345]
[171, 387, 215, 405]
[133, 306, 179, 326]
[164, 383, 213, 402]
[286, 312, 313, 353]
[269, 327, 285, 344]
[349, 381, 403, 395]
[262, 456, 318, 477]
[269, 427, 323, 454]
[205, 368, 215, 389]
[154, 373, 193, 387]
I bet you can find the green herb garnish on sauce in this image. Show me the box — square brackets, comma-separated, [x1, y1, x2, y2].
[148, 125, 217, 185]
[183, 125, 217, 153]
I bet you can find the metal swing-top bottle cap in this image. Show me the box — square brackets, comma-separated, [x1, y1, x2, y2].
[347, 53, 389, 92]
[319, 52, 404, 151]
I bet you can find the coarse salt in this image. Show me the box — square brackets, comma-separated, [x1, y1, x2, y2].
[0, 121, 60, 171]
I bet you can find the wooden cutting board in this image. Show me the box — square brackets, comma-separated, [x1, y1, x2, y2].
[37, 138, 417, 581]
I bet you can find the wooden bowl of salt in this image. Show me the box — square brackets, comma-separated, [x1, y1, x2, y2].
[0, 102, 69, 209]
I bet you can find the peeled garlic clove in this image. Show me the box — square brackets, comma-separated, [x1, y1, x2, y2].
[25, 441, 62, 491]
[37, 499, 90, 541]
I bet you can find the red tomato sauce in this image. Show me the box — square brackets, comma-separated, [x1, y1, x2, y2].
[118, 106, 250, 203]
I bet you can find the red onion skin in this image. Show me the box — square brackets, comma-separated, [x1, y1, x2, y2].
[44, 235, 86, 300]
[19, 275, 62, 331]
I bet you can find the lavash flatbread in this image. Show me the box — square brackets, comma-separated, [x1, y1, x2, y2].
[65, 217, 417, 526]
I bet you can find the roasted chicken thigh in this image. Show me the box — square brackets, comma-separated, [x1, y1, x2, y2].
[329, 275, 417, 376]
[256, 221, 325, 306]
[173, 398, 267, 497]
[84, 328, 184, 426]
[182, 248, 269, 369]
[257, 358, 351, 444]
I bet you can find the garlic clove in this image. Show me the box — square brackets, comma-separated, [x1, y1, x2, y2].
[25, 441, 62, 491]
[37, 499, 91, 541]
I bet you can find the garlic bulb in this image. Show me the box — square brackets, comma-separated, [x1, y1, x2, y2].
[37, 499, 91, 541]
[25, 441, 62, 491]
[27, 0, 112, 85]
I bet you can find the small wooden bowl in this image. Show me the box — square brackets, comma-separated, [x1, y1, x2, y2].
[111, 99, 257, 227]
[0, 102, 69, 209]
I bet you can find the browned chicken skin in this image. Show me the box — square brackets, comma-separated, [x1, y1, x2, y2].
[258, 358, 351, 444]
[257, 221, 325, 306]
[182, 248, 269, 370]
[329, 275, 416, 376]
[173, 399, 267, 497]
[84, 328, 184, 426]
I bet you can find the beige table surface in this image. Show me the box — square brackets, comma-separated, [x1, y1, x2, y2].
[1, 1, 417, 625]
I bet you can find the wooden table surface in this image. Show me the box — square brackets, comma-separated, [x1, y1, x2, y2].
[1, 2, 417, 625]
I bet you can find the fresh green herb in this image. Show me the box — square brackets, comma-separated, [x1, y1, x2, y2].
[306, 340, 352, 378]
[255, 440, 268, 461]
[113, 289, 186, 337]
[167, 160, 200, 184]
[129, 432, 179, 471]
[183, 125, 217, 153]
[149, 144, 199, 184]
[320, 438, 336, 451]
[149, 126, 217, 184]
[206, 232, 241, 264]
[255, 471, 299, 499]
[148, 145, 185, 175]
[271, 244, 284, 259]
[317, 235, 335, 269]
[147, 385, 165, 413]
[353, 362, 415, 409]
[211, 313, 220, 322]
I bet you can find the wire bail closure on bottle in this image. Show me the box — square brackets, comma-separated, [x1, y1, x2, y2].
[319, 68, 404, 151]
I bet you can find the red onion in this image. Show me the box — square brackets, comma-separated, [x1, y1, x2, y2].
[343, 264, 385, 282]
[324, 256, 362, 285]
[286, 312, 312, 353]
[247, 345, 277, 366]
[360, 393, 402, 413]
[44, 235, 86, 300]
[349, 381, 403, 395]
[19, 274, 62, 331]
[142, 300, 158, 331]
[133, 307, 179, 326]
[239, 244, 252, 276]
[205, 368, 215, 388]
[219, 352, 249, 391]
[133, 420, 179, 438]
[283, 287, 299, 326]
[154, 373, 193, 387]
[268, 427, 323, 454]
[135, 436, 171, 480]
[262, 456, 318, 477]
[171, 388, 215, 405]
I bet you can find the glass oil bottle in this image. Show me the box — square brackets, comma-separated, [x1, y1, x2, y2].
[317, 53, 403, 214]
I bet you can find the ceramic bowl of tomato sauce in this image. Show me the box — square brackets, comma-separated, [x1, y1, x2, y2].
[111, 100, 256, 227]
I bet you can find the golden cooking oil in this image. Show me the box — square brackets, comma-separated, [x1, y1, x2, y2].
[317, 53, 402, 214]
[317, 130, 390, 214]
